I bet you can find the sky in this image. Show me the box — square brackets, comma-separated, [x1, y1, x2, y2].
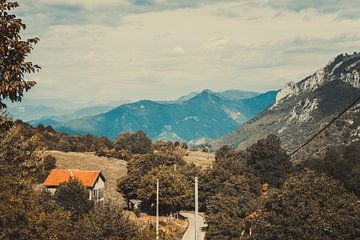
[14, 0, 360, 103]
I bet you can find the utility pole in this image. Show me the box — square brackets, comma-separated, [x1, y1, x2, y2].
[156, 179, 159, 240]
[195, 177, 199, 240]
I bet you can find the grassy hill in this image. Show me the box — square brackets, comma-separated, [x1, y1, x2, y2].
[46, 151, 127, 206]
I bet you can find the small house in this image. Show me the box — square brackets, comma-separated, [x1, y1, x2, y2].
[43, 169, 106, 202]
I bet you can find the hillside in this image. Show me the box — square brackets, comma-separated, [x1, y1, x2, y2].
[213, 53, 360, 158]
[46, 151, 127, 206]
[38, 90, 277, 141]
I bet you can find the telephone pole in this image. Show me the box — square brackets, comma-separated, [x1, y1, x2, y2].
[195, 177, 199, 240]
[156, 179, 159, 240]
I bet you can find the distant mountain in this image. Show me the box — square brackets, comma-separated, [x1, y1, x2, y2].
[6, 98, 81, 110]
[6, 97, 129, 122]
[159, 89, 259, 104]
[29, 105, 116, 125]
[7, 105, 71, 122]
[40, 89, 277, 141]
[213, 53, 360, 157]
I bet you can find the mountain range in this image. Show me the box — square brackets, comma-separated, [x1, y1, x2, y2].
[30, 90, 277, 141]
[213, 52, 360, 157]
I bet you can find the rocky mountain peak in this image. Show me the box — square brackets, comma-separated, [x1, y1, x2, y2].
[187, 89, 224, 104]
[213, 53, 360, 156]
[274, 52, 360, 106]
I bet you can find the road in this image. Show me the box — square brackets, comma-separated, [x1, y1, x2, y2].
[180, 212, 207, 240]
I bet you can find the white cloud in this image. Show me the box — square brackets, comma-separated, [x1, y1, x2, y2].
[201, 36, 229, 51]
[14, 0, 360, 103]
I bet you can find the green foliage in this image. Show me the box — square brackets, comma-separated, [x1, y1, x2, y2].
[203, 145, 261, 239]
[246, 134, 292, 187]
[7, 120, 115, 154]
[0, 124, 56, 182]
[0, 177, 74, 240]
[118, 150, 186, 202]
[54, 178, 94, 221]
[247, 170, 360, 240]
[201, 146, 260, 209]
[137, 165, 192, 213]
[0, 0, 40, 109]
[0, 119, 73, 239]
[303, 140, 360, 197]
[114, 130, 153, 154]
[75, 202, 143, 240]
[206, 193, 257, 240]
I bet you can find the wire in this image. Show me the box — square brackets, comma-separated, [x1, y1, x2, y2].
[289, 95, 360, 157]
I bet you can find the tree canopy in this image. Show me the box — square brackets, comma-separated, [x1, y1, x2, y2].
[54, 178, 94, 221]
[137, 165, 192, 214]
[114, 130, 154, 154]
[247, 170, 360, 240]
[246, 134, 292, 187]
[0, 0, 40, 108]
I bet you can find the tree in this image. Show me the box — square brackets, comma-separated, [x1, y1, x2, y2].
[0, 125, 73, 240]
[303, 141, 360, 197]
[137, 165, 192, 214]
[114, 130, 153, 154]
[205, 177, 260, 240]
[247, 170, 360, 240]
[0, 177, 74, 240]
[0, 0, 40, 109]
[118, 150, 186, 205]
[202, 146, 262, 239]
[54, 178, 94, 221]
[75, 202, 143, 240]
[246, 134, 292, 187]
[200, 146, 260, 210]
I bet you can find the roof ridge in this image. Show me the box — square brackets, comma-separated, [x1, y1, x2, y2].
[51, 169, 100, 172]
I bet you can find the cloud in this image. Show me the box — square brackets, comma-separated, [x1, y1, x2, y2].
[269, 0, 360, 19]
[13, 0, 360, 103]
[201, 36, 230, 51]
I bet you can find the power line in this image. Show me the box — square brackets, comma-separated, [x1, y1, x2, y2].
[289, 95, 360, 157]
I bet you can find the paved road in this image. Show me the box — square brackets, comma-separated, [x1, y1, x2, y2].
[180, 212, 207, 240]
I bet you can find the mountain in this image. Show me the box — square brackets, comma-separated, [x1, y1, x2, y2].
[41, 89, 277, 141]
[213, 52, 360, 157]
[6, 97, 129, 122]
[29, 105, 116, 125]
[7, 105, 71, 122]
[158, 89, 259, 104]
[5, 98, 81, 110]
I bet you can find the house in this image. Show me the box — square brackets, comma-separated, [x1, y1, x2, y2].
[43, 169, 106, 203]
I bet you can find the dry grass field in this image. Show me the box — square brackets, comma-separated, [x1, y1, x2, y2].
[46, 151, 127, 206]
[183, 150, 215, 169]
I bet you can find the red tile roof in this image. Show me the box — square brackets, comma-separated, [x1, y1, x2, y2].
[43, 169, 104, 187]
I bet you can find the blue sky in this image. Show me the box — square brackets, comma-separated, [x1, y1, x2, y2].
[14, 0, 360, 103]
